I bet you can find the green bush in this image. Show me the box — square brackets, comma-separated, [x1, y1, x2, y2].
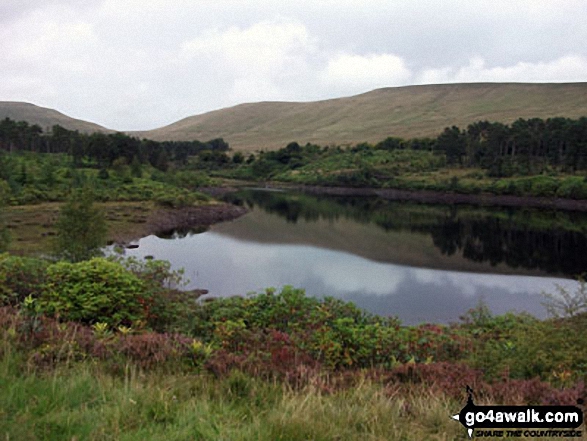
[189, 287, 471, 369]
[556, 177, 587, 199]
[0, 254, 48, 306]
[113, 256, 196, 332]
[39, 258, 147, 327]
[0, 181, 10, 251]
[530, 176, 559, 197]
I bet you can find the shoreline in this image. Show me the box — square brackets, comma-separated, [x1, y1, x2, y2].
[252, 183, 587, 211]
[111, 202, 248, 246]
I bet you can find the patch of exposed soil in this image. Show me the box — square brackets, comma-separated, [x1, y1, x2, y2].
[110, 203, 248, 245]
[285, 185, 587, 212]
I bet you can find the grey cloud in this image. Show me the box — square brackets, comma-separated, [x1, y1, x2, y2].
[1, 0, 586, 130]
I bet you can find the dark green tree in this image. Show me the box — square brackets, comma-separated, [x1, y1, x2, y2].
[98, 168, 110, 180]
[53, 188, 107, 262]
[0, 179, 11, 252]
[112, 156, 130, 180]
[232, 151, 245, 164]
[435, 126, 467, 165]
[154, 149, 170, 172]
[130, 155, 143, 178]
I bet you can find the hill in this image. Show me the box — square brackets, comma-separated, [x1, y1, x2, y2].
[0, 101, 111, 134]
[134, 82, 587, 151]
[2, 83, 586, 150]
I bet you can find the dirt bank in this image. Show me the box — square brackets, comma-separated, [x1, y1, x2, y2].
[276, 185, 587, 211]
[111, 202, 248, 245]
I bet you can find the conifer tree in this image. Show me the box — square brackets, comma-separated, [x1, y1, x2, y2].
[0, 179, 10, 252]
[53, 188, 107, 262]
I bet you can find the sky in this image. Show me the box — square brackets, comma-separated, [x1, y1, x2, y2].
[1, 0, 587, 131]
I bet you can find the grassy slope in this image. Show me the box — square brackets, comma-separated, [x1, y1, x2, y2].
[0, 352, 465, 441]
[3, 83, 586, 152]
[0, 102, 111, 134]
[136, 83, 587, 151]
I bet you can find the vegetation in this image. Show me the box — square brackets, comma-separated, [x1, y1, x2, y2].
[202, 116, 587, 202]
[0, 255, 585, 439]
[3, 115, 587, 205]
[0, 351, 469, 441]
[541, 279, 587, 318]
[52, 188, 107, 262]
[0, 180, 9, 252]
[130, 83, 587, 151]
[0, 117, 229, 169]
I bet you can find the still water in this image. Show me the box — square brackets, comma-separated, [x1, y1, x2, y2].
[122, 189, 587, 324]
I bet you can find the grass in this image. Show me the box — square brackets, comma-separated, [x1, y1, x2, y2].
[1, 347, 581, 440]
[0, 346, 472, 441]
[4, 84, 587, 152]
[0, 101, 111, 134]
[252, 147, 587, 199]
[133, 83, 587, 151]
[4, 202, 158, 256]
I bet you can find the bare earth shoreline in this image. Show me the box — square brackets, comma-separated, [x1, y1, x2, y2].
[268, 184, 587, 211]
[114, 183, 587, 246]
[112, 202, 248, 246]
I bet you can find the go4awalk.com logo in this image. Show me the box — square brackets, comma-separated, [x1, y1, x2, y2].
[451, 386, 584, 438]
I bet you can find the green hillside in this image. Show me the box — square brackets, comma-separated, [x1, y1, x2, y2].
[2, 83, 586, 150]
[0, 101, 111, 134]
[135, 82, 587, 151]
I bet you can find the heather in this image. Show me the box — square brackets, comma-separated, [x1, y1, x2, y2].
[0, 254, 586, 439]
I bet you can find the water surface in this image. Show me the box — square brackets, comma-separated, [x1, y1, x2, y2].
[122, 189, 587, 324]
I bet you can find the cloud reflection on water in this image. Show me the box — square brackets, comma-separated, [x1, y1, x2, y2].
[122, 232, 574, 324]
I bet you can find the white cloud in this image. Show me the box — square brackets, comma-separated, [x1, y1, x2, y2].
[321, 53, 411, 92]
[179, 20, 317, 103]
[312, 256, 403, 295]
[419, 55, 587, 84]
[0, 1, 586, 129]
[0, 7, 97, 68]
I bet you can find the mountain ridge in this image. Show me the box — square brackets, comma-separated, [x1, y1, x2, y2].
[2, 83, 586, 151]
[130, 82, 587, 150]
[0, 101, 111, 134]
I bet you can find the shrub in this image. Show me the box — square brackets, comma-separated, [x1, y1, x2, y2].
[53, 188, 107, 262]
[0, 254, 48, 306]
[556, 177, 587, 199]
[542, 279, 587, 318]
[0, 180, 10, 251]
[529, 176, 559, 197]
[39, 258, 146, 327]
[112, 256, 196, 332]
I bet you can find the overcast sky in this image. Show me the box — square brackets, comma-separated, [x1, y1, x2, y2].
[1, 0, 586, 130]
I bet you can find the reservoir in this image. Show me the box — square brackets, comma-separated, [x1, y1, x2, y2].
[122, 189, 586, 324]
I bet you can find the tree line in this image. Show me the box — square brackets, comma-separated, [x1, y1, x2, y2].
[3, 115, 587, 178]
[0, 118, 229, 171]
[379, 117, 587, 176]
[231, 116, 587, 180]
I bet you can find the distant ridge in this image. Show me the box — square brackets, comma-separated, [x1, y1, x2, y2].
[133, 83, 587, 151]
[0, 102, 111, 134]
[2, 83, 587, 150]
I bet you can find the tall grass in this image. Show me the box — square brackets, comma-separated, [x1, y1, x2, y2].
[0, 340, 470, 441]
[2, 344, 578, 440]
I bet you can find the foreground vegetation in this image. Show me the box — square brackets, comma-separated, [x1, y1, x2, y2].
[1, 253, 586, 439]
[0, 349, 469, 441]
